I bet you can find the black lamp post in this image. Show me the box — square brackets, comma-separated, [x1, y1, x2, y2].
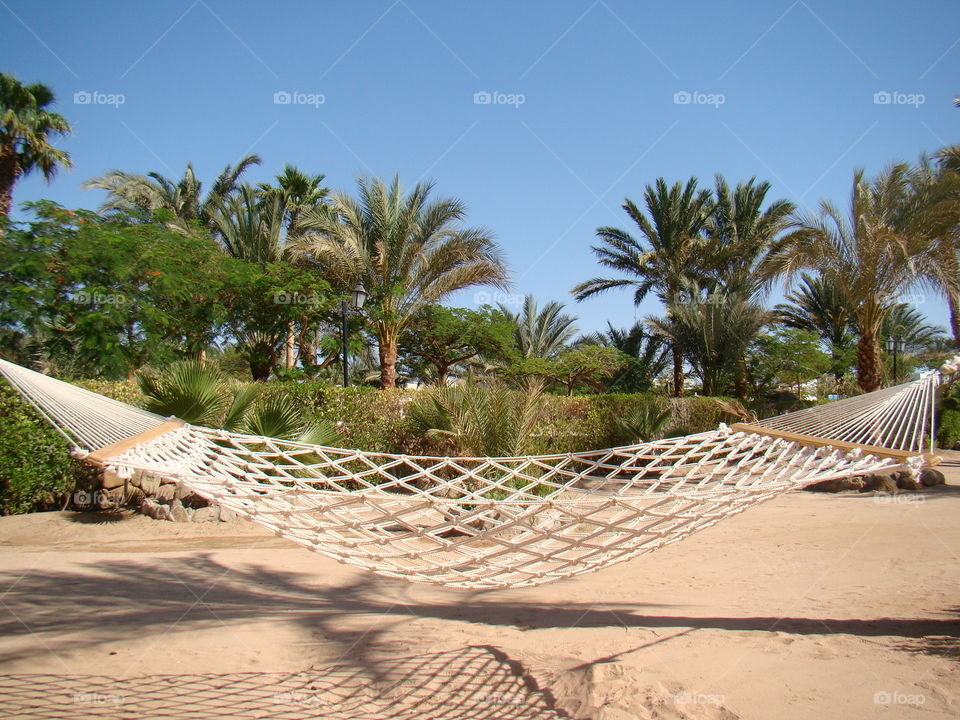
[341, 283, 368, 387]
[885, 335, 904, 385]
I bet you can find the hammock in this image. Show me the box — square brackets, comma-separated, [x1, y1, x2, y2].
[0, 358, 948, 589]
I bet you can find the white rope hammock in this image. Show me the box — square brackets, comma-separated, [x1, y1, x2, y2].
[0, 358, 950, 589]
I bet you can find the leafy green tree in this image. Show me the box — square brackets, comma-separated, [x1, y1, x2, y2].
[398, 305, 513, 385]
[764, 165, 957, 391]
[582, 321, 669, 392]
[745, 327, 831, 401]
[289, 175, 510, 388]
[511, 345, 628, 395]
[572, 178, 714, 396]
[0, 73, 72, 223]
[498, 295, 578, 359]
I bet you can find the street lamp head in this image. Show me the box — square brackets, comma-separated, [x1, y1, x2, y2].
[350, 283, 368, 310]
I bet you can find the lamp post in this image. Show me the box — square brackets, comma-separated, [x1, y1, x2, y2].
[341, 283, 368, 387]
[884, 335, 904, 385]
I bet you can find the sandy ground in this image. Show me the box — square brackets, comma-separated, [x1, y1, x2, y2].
[0, 464, 958, 719]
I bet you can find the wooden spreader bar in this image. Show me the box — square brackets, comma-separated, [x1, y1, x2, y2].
[730, 423, 941, 466]
[85, 420, 185, 467]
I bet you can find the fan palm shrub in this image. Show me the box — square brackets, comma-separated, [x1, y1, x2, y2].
[137, 360, 338, 444]
[498, 294, 578, 358]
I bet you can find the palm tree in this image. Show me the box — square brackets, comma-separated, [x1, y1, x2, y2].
[881, 303, 945, 352]
[775, 272, 854, 381]
[764, 165, 957, 391]
[498, 295, 578, 359]
[289, 175, 510, 388]
[648, 285, 770, 396]
[0, 73, 72, 224]
[207, 184, 286, 265]
[925, 148, 960, 345]
[572, 178, 714, 396]
[84, 154, 261, 236]
[705, 175, 795, 295]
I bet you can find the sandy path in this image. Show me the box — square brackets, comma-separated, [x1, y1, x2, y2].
[0, 467, 958, 719]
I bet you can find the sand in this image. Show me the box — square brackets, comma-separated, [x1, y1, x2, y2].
[0, 464, 958, 719]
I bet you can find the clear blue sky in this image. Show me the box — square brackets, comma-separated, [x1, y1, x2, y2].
[3, 0, 958, 334]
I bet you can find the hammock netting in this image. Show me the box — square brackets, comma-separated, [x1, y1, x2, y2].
[0, 358, 949, 589]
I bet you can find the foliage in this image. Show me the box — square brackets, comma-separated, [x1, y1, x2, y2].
[137, 360, 338, 443]
[409, 378, 544, 456]
[607, 398, 671, 445]
[506, 345, 628, 395]
[0, 382, 76, 513]
[498, 295, 578, 359]
[398, 305, 513, 384]
[745, 327, 831, 400]
[937, 382, 960, 449]
[0, 73, 72, 219]
[289, 175, 510, 387]
[580, 321, 670, 392]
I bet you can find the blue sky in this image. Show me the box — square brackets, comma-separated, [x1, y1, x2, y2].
[3, 0, 958, 334]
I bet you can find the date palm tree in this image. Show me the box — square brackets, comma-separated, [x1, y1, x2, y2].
[764, 165, 957, 391]
[572, 178, 714, 396]
[84, 154, 261, 237]
[498, 294, 578, 359]
[0, 73, 72, 224]
[290, 175, 510, 388]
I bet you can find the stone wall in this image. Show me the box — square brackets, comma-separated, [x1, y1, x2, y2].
[100, 469, 237, 523]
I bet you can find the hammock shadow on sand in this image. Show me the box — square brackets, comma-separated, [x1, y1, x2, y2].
[0, 645, 570, 719]
[0, 555, 956, 666]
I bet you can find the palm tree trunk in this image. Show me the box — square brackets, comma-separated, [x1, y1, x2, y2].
[379, 334, 398, 388]
[297, 322, 317, 375]
[283, 322, 296, 368]
[0, 144, 19, 228]
[856, 331, 882, 392]
[948, 292, 960, 348]
[734, 354, 749, 401]
[672, 345, 684, 397]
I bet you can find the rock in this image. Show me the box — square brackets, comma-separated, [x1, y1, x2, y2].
[138, 474, 161, 495]
[170, 499, 190, 523]
[860, 474, 899, 493]
[155, 504, 173, 522]
[192, 506, 220, 523]
[895, 472, 922, 491]
[805, 477, 864, 493]
[140, 497, 160, 519]
[101, 470, 126, 490]
[920, 468, 946, 487]
[155, 484, 177, 502]
[219, 506, 238, 522]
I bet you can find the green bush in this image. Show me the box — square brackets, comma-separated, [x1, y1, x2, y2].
[0, 382, 79, 514]
[937, 407, 960, 449]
